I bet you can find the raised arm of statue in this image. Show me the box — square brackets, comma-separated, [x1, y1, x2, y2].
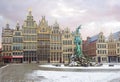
[76, 25, 81, 34]
[78, 25, 81, 29]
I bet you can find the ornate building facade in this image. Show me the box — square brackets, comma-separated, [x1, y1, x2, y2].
[96, 32, 108, 63]
[83, 32, 108, 63]
[83, 31, 120, 63]
[62, 27, 74, 64]
[2, 10, 120, 64]
[116, 32, 120, 62]
[12, 22, 23, 63]
[107, 31, 120, 62]
[37, 16, 51, 63]
[50, 22, 62, 63]
[2, 23, 13, 63]
[22, 10, 37, 63]
[108, 33, 117, 62]
[1, 10, 79, 64]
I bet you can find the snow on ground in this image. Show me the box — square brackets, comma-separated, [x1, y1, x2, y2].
[28, 70, 120, 82]
[40, 64, 120, 69]
[27, 64, 120, 82]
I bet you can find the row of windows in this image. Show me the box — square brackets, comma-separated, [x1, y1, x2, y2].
[24, 45, 37, 49]
[51, 46, 62, 50]
[13, 46, 23, 50]
[63, 40, 72, 45]
[63, 54, 72, 60]
[38, 52, 49, 56]
[63, 47, 72, 52]
[24, 36, 37, 41]
[51, 53, 61, 61]
[38, 41, 50, 45]
[13, 52, 23, 55]
[108, 51, 116, 55]
[3, 46, 12, 51]
[24, 43, 37, 49]
[38, 47, 50, 50]
[24, 51, 36, 55]
[14, 32, 21, 36]
[98, 39, 105, 43]
[97, 50, 107, 54]
[109, 39, 114, 42]
[38, 34, 50, 39]
[2, 37, 12, 43]
[2, 31, 12, 36]
[13, 37, 22, 43]
[51, 36, 61, 41]
[39, 55, 48, 61]
[26, 21, 35, 27]
[52, 30, 61, 34]
[2, 53, 11, 56]
[64, 35, 70, 38]
[97, 44, 106, 48]
[23, 28, 36, 34]
[108, 44, 116, 48]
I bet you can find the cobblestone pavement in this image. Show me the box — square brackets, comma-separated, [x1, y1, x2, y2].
[0, 64, 41, 82]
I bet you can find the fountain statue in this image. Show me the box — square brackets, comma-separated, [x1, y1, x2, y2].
[74, 25, 82, 57]
[69, 25, 90, 66]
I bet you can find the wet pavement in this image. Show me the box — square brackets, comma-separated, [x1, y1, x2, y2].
[0, 64, 41, 82]
[0, 64, 120, 82]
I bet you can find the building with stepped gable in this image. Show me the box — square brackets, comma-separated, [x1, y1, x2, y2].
[2, 23, 13, 63]
[22, 10, 37, 63]
[83, 31, 120, 63]
[108, 31, 120, 62]
[83, 32, 108, 63]
[37, 16, 51, 64]
[12, 22, 23, 63]
[62, 27, 74, 64]
[3, 10, 120, 64]
[50, 22, 62, 63]
[1, 10, 79, 64]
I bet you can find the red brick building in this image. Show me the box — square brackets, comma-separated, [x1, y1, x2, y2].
[83, 32, 108, 63]
[83, 37, 97, 57]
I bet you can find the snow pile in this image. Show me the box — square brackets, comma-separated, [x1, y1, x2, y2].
[28, 70, 120, 82]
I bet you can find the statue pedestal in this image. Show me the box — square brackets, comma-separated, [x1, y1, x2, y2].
[69, 55, 91, 67]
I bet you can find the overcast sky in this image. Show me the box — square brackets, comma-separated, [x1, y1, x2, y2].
[1, 0, 120, 47]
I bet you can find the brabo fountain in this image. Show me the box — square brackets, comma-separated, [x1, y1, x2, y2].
[39, 25, 120, 72]
[69, 25, 91, 66]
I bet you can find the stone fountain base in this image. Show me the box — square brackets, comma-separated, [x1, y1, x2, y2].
[69, 55, 91, 67]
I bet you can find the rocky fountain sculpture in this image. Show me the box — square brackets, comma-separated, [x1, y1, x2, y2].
[69, 25, 91, 66]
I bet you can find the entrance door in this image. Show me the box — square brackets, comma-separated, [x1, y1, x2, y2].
[98, 57, 101, 63]
[118, 57, 120, 62]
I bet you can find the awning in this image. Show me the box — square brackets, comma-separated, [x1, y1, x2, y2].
[12, 56, 23, 58]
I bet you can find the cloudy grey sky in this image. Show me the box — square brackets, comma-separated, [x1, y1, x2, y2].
[1, 0, 120, 47]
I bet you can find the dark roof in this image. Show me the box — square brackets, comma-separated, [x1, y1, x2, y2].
[88, 34, 99, 43]
[113, 31, 120, 40]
